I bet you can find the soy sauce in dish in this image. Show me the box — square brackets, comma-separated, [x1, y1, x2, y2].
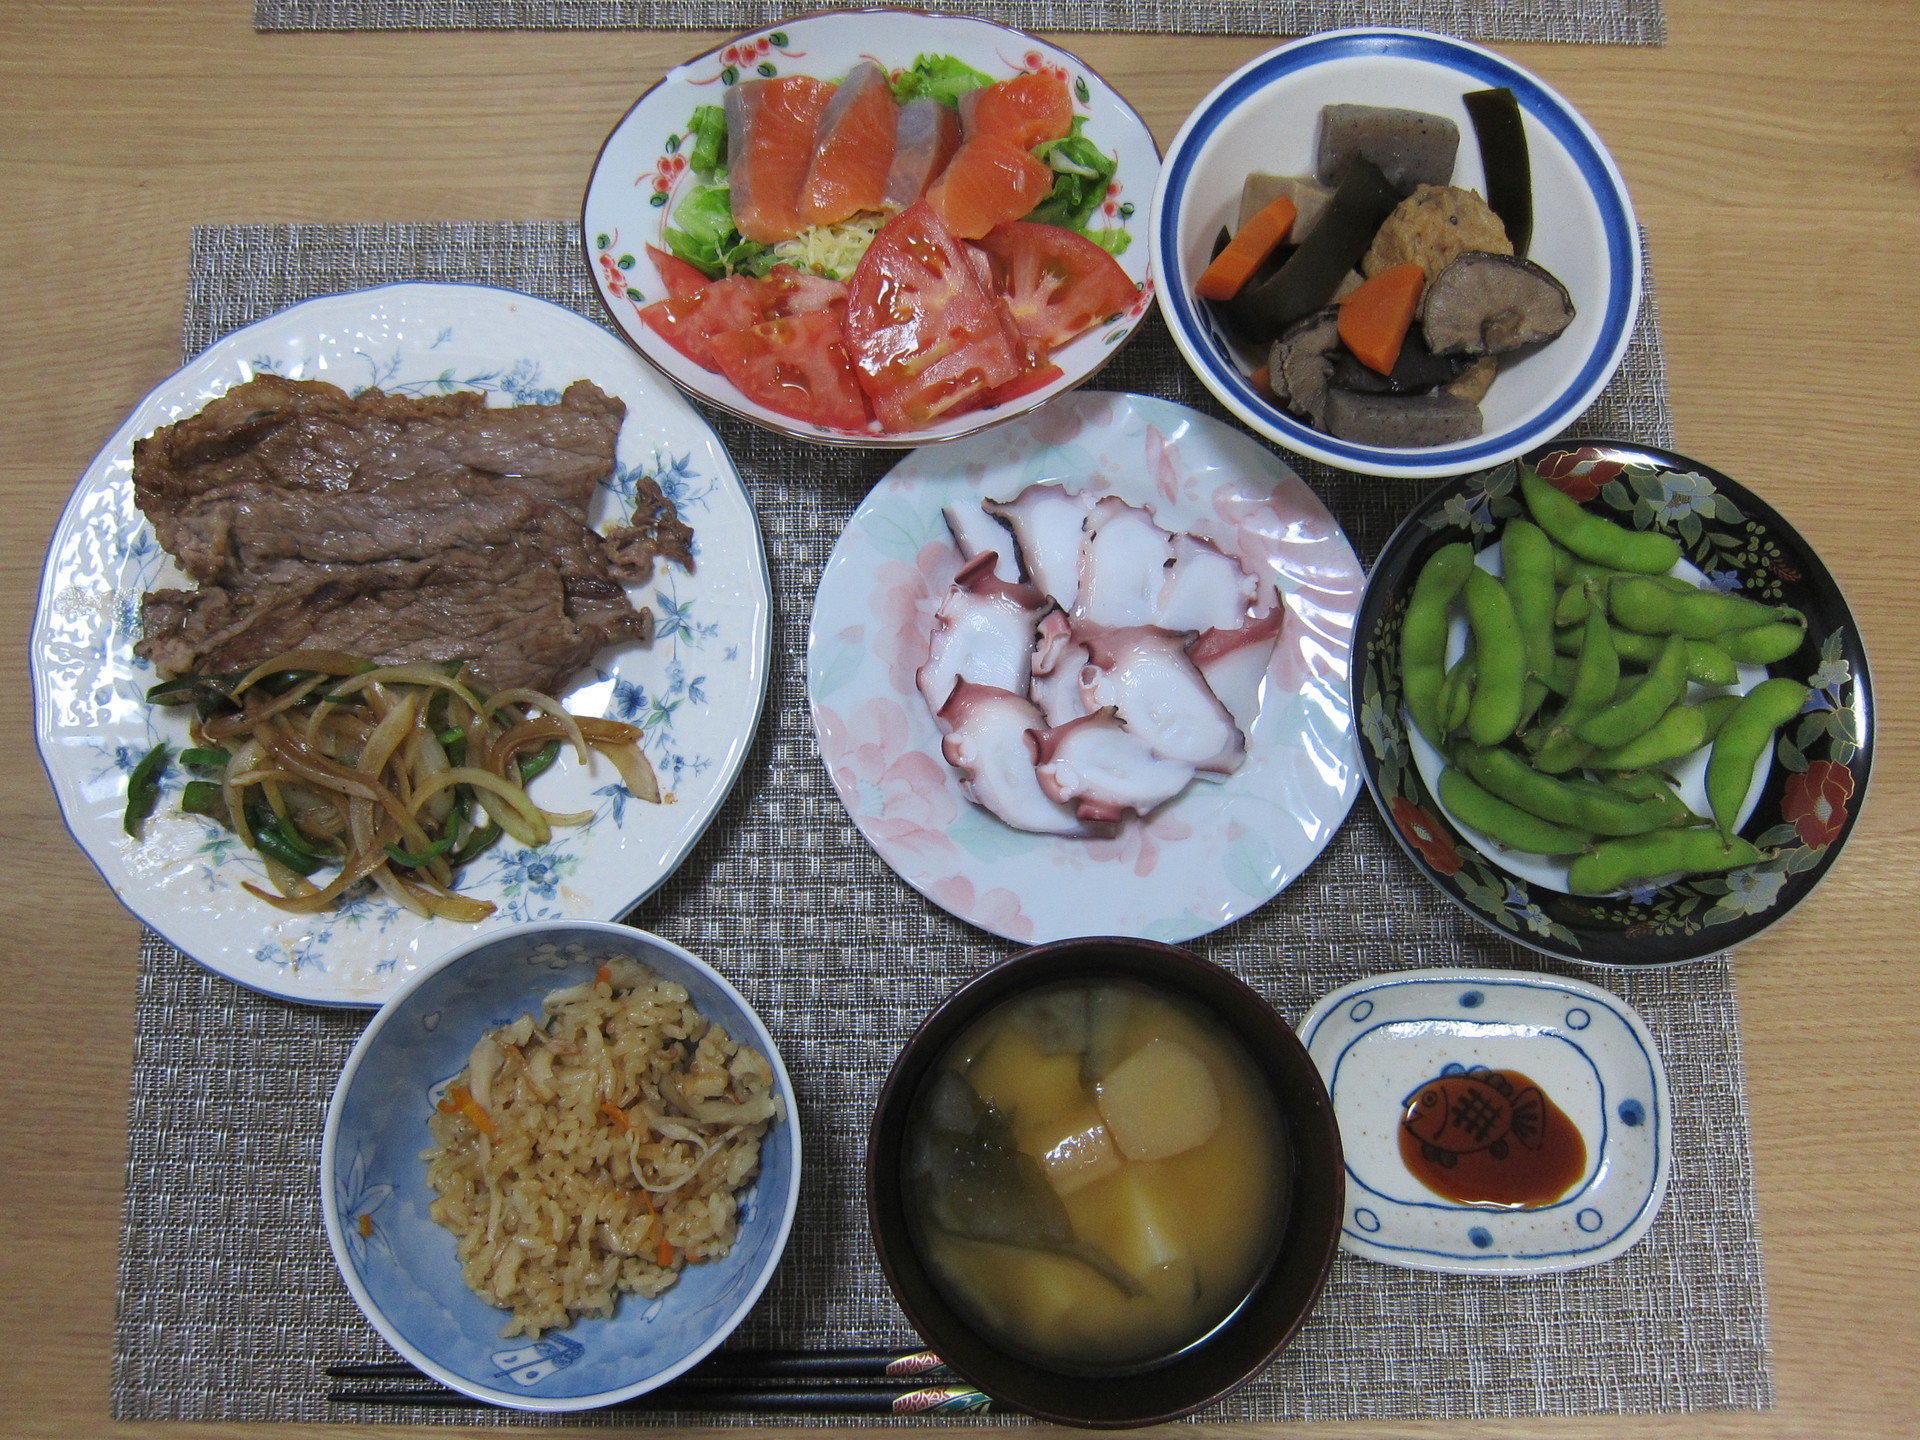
[1397, 1067, 1586, 1208]
[904, 980, 1288, 1371]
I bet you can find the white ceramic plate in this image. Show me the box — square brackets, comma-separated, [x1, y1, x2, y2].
[1150, 28, 1640, 479]
[32, 284, 771, 1007]
[806, 391, 1363, 944]
[1300, 968, 1671, 1274]
[582, 8, 1159, 447]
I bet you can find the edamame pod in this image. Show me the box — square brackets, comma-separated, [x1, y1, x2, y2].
[1402, 543, 1475, 749]
[1464, 567, 1527, 745]
[1521, 466, 1681, 574]
[1609, 576, 1793, 640]
[1696, 693, 1742, 742]
[1542, 653, 1579, 698]
[1553, 626, 1741, 685]
[1599, 769, 1681, 801]
[1535, 599, 1617, 774]
[1706, 677, 1810, 836]
[1554, 580, 1595, 628]
[1719, 620, 1807, 666]
[1503, 520, 1557, 724]
[1576, 633, 1688, 748]
[1586, 701, 1709, 770]
[1572, 774, 1701, 828]
[1569, 829, 1761, 895]
[1440, 651, 1476, 735]
[1438, 766, 1592, 855]
[1455, 744, 1683, 836]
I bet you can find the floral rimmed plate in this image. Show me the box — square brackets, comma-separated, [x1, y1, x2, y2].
[806, 391, 1364, 945]
[1300, 969, 1670, 1275]
[581, 7, 1160, 448]
[31, 284, 771, 1007]
[1354, 440, 1872, 967]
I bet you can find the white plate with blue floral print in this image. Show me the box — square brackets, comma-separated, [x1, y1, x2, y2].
[1299, 968, 1671, 1274]
[31, 283, 770, 1008]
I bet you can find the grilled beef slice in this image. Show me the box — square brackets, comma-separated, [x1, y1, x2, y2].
[133, 375, 687, 695]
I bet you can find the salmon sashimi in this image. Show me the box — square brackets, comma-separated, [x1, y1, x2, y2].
[924, 134, 1055, 240]
[726, 75, 836, 244]
[799, 61, 899, 228]
[959, 71, 1074, 151]
[882, 97, 963, 210]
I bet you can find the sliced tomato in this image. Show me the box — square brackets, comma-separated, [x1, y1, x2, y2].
[845, 202, 1025, 432]
[755, 263, 849, 318]
[638, 276, 765, 373]
[646, 244, 714, 302]
[709, 309, 873, 431]
[983, 362, 1065, 408]
[973, 222, 1139, 351]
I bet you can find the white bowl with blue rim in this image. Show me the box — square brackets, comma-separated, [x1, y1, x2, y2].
[321, 920, 801, 1411]
[1299, 968, 1670, 1274]
[1149, 28, 1640, 479]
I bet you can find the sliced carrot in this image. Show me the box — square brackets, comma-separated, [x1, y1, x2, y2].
[443, 1083, 493, 1135]
[357, 1214, 373, 1239]
[1248, 364, 1271, 395]
[655, 1237, 677, 1267]
[1338, 261, 1425, 375]
[594, 963, 612, 986]
[599, 1100, 632, 1132]
[1194, 196, 1297, 302]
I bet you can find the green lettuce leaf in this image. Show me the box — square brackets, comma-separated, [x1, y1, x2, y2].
[1023, 133, 1118, 233]
[687, 104, 728, 177]
[662, 182, 770, 280]
[890, 53, 993, 107]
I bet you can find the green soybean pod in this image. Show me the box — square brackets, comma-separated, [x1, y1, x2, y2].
[1402, 542, 1476, 749]
[1438, 766, 1592, 856]
[1542, 653, 1579, 698]
[1569, 829, 1762, 894]
[1573, 773, 1700, 828]
[1706, 677, 1811, 836]
[1553, 581, 1592, 629]
[1464, 567, 1527, 745]
[1535, 600, 1617, 774]
[1576, 633, 1688, 748]
[1558, 627, 1737, 687]
[1457, 744, 1678, 836]
[1521, 465, 1681, 574]
[1696, 693, 1742, 742]
[1688, 640, 1738, 687]
[1440, 651, 1476, 734]
[1586, 701, 1710, 770]
[1720, 620, 1808, 666]
[1504, 521, 1557, 725]
[1609, 576, 1791, 640]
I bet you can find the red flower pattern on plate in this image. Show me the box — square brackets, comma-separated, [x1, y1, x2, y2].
[1535, 446, 1625, 502]
[1781, 759, 1854, 848]
[1392, 796, 1463, 875]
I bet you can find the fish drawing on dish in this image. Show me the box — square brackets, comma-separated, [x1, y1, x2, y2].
[807, 391, 1364, 945]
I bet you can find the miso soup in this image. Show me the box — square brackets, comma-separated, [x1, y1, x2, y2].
[904, 979, 1289, 1370]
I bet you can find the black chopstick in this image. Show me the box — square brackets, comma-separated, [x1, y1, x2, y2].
[330, 1382, 995, 1416]
[326, 1345, 953, 1382]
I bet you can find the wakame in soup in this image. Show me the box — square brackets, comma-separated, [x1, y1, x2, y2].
[904, 980, 1290, 1369]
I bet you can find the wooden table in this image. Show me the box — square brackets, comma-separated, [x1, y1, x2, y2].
[3, 1, 1915, 1435]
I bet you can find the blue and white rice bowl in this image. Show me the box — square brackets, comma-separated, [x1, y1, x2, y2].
[321, 920, 800, 1411]
[1150, 28, 1640, 479]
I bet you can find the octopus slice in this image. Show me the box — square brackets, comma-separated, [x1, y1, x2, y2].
[1030, 611, 1094, 727]
[1079, 625, 1246, 774]
[917, 551, 1051, 724]
[937, 681, 1113, 837]
[1154, 534, 1257, 634]
[1035, 709, 1197, 824]
[1190, 606, 1286, 737]
[1075, 497, 1173, 628]
[984, 482, 1093, 611]
[943, 502, 1019, 584]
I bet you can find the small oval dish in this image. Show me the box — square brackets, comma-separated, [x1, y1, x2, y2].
[868, 937, 1343, 1427]
[583, 8, 1159, 447]
[321, 920, 801, 1412]
[1354, 440, 1872, 967]
[1300, 968, 1669, 1275]
[1150, 28, 1639, 478]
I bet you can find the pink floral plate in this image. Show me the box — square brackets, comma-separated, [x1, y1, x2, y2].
[806, 391, 1364, 944]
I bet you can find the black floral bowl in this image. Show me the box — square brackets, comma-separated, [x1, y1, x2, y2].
[1353, 440, 1873, 967]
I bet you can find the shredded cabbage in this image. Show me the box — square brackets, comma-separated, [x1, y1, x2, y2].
[769, 212, 890, 281]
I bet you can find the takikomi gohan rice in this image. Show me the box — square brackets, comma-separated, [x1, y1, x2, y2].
[424, 951, 780, 1337]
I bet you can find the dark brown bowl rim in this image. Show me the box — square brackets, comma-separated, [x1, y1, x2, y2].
[866, 937, 1344, 1428]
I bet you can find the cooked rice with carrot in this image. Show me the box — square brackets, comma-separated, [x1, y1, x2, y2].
[424, 950, 780, 1338]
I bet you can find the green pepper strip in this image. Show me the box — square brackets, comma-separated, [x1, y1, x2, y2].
[514, 738, 562, 786]
[180, 747, 232, 770]
[123, 742, 170, 837]
[448, 821, 503, 867]
[180, 780, 227, 819]
[384, 836, 459, 869]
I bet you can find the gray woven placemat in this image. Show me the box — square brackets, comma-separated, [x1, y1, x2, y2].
[110, 220, 1768, 1424]
[255, 0, 1665, 44]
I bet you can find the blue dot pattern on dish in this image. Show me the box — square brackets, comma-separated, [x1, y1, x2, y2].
[1353, 1208, 1381, 1233]
[1469, 1227, 1493, 1249]
[1618, 1098, 1645, 1127]
[1577, 1209, 1604, 1232]
[1349, 999, 1374, 1021]
[1565, 1007, 1592, 1030]
[1459, 991, 1484, 1008]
